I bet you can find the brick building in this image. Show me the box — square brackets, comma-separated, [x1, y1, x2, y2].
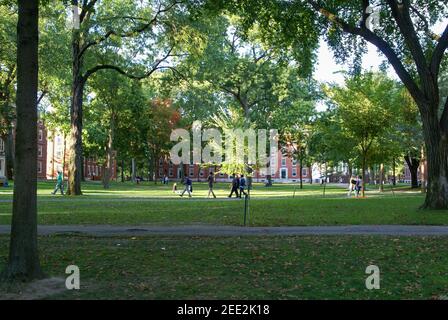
[155, 150, 313, 183]
[37, 120, 48, 179]
[46, 129, 117, 181]
[0, 122, 116, 181]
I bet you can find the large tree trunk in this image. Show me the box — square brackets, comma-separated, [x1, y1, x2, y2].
[102, 119, 114, 189]
[131, 158, 136, 183]
[67, 78, 84, 195]
[67, 22, 84, 195]
[420, 109, 448, 209]
[2, 0, 44, 281]
[404, 155, 420, 189]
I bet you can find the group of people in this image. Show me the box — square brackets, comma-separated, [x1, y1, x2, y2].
[173, 172, 248, 199]
[228, 174, 247, 198]
[348, 175, 363, 197]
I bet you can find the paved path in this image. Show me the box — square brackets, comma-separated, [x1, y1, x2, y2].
[0, 225, 448, 237]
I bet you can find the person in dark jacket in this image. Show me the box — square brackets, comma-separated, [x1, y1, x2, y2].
[180, 176, 192, 197]
[228, 174, 240, 198]
[239, 174, 248, 198]
[355, 175, 363, 197]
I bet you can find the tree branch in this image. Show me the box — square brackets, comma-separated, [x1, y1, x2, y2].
[409, 4, 441, 42]
[306, 0, 426, 105]
[82, 47, 174, 81]
[37, 90, 47, 106]
[79, 0, 98, 24]
[78, 0, 182, 59]
[430, 23, 448, 79]
[386, 0, 429, 86]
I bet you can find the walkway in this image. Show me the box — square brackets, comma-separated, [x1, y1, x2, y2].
[0, 225, 448, 237]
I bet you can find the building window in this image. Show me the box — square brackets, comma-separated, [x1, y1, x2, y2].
[159, 168, 164, 177]
[292, 168, 297, 177]
[292, 159, 297, 166]
[169, 168, 173, 177]
[159, 158, 163, 166]
[0, 139, 4, 152]
[189, 167, 194, 177]
[37, 161, 42, 174]
[281, 157, 286, 167]
[38, 130, 43, 141]
[38, 145, 43, 158]
[302, 168, 308, 177]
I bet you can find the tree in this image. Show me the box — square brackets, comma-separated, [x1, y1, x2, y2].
[325, 72, 399, 196]
[1, 0, 44, 281]
[397, 87, 424, 188]
[66, 0, 191, 195]
[224, 0, 448, 209]
[271, 78, 318, 189]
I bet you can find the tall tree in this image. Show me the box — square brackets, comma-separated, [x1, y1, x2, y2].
[66, 0, 187, 195]
[325, 72, 399, 196]
[1, 0, 44, 281]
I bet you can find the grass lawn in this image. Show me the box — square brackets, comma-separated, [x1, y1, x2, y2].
[0, 181, 447, 226]
[1, 234, 447, 299]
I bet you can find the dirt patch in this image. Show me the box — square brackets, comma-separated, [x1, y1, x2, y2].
[0, 277, 66, 300]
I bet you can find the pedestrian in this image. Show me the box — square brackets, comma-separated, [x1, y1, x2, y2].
[207, 171, 217, 198]
[348, 176, 356, 197]
[180, 176, 192, 197]
[239, 174, 248, 198]
[355, 175, 363, 197]
[52, 171, 64, 195]
[228, 174, 240, 198]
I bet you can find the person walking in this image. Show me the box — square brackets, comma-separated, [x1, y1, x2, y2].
[52, 171, 64, 195]
[239, 174, 248, 198]
[207, 172, 216, 198]
[355, 175, 363, 197]
[228, 174, 240, 198]
[348, 176, 356, 197]
[180, 176, 192, 197]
